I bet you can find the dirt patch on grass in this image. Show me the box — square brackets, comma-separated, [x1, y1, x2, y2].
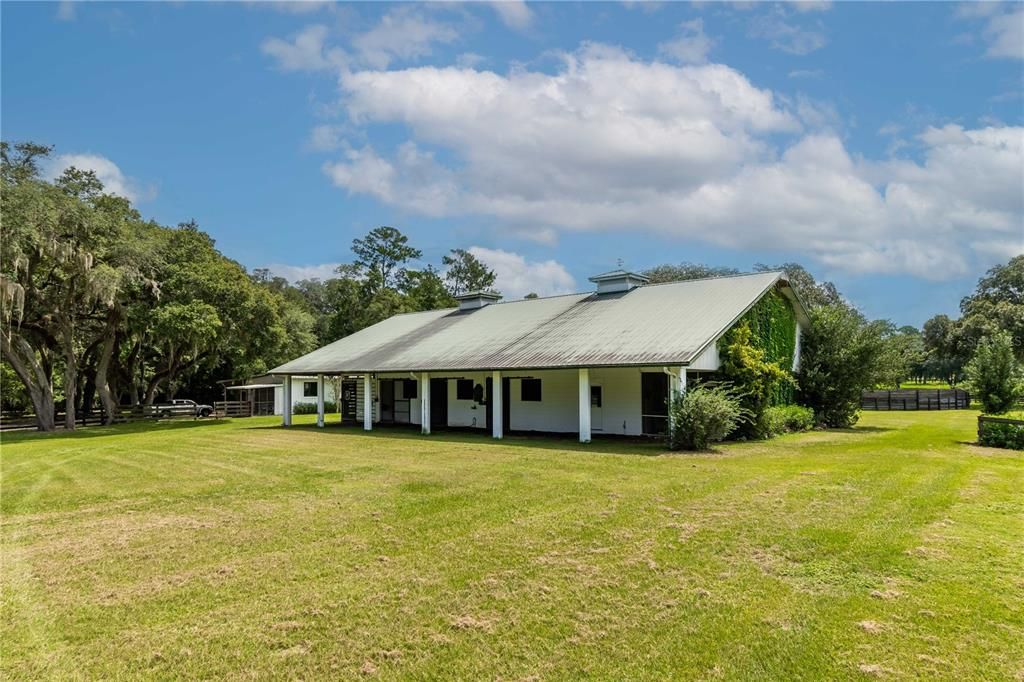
[858, 620, 885, 633]
[858, 663, 893, 676]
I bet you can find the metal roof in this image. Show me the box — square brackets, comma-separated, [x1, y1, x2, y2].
[271, 271, 808, 375]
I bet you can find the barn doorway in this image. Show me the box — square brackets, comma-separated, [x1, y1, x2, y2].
[430, 378, 448, 429]
[641, 372, 669, 435]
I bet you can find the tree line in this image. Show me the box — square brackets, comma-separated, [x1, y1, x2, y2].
[641, 256, 1023, 427]
[0, 143, 499, 431]
[3, 141, 1019, 432]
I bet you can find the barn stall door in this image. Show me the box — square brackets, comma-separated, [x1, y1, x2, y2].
[590, 385, 603, 431]
[641, 372, 669, 435]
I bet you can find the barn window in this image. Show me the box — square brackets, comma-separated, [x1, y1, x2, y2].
[521, 378, 542, 402]
[402, 379, 417, 399]
[303, 381, 317, 397]
[456, 379, 474, 400]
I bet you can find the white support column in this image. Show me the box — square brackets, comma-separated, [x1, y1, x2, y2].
[363, 374, 373, 431]
[578, 368, 591, 444]
[316, 373, 325, 428]
[420, 372, 431, 435]
[668, 367, 682, 398]
[282, 375, 292, 426]
[667, 367, 684, 432]
[491, 370, 503, 439]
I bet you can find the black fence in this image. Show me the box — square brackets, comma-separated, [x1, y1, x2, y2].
[0, 404, 204, 432]
[860, 389, 971, 411]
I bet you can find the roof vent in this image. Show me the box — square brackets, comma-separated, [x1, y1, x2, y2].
[454, 290, 502, 311]
[588, 269, 650, 295]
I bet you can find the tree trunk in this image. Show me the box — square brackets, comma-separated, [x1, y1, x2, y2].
[63, 324, 77, 431]
[0, 332, 56, 431]
[95, 315, 120, 425]
[144, 375, 164, 407]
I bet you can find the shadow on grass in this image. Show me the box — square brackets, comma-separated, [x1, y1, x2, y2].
[828, 426, 895, 434]
[0, 418, 229, 444]
[244, 421, 671, 457]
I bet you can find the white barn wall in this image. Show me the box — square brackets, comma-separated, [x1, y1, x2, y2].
[446, 372, 490, 429]
[273, 377, 339, 416]
[688, 342, 720, 371]
[508, 370, 577, 433]
[505, 367, 677, 437]
[590, 367, 646, 436]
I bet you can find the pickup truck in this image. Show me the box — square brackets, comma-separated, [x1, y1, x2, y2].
[156, 399, 214, 418]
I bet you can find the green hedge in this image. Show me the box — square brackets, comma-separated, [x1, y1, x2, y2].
[762, 405, 815, 437]
[978, 418, 1024, 450]
[293, 401, 338, 414]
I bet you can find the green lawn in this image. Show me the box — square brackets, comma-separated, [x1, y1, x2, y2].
[2, 412, 1021, 680]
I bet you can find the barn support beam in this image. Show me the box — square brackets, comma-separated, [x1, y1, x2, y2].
[363, 374, 373, 431]
[282, 375, 292, 426]
[420, 372, 431, 435]
[491, 370, 503, 439]
[666, 367, 684, 432]
[578, 368, 591, 444]
[316, 373, 325, 428]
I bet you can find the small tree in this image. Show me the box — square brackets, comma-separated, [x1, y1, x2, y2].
[965, 331, 1021, 415]
[667, 384, 750, 451]
[442, 248, 497, 296]
[719, 321, 793, 438]
[796, 304, 889, 428]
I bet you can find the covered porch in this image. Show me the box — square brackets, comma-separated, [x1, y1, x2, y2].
[278, 366, 699, 443]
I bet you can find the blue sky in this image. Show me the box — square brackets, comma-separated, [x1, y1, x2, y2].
[3, 1, 1022, 326]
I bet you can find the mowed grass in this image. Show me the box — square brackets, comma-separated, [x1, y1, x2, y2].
[1, 412, 1021, 680]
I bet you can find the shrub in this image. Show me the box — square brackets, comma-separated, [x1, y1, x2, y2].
[796, 304, 891, 428]
[293, 401, 338, 414]
[719, 321, 794, 438]
[978, 418, 1024, 450]
[667, 385, 751, 451]
[965, 331, 1021, 415]
[762, 405, 815, 437]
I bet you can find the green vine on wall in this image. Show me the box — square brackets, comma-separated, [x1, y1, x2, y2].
[718, 286, 798, 406]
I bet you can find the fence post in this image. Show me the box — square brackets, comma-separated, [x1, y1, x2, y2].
[937, 389, 941, 411]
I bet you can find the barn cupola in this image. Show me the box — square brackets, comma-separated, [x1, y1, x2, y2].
[588, 269, 650, 295]
[455, 290, 503, 311]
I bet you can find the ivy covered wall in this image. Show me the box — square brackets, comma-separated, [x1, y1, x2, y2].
[718, 286, 798, 404]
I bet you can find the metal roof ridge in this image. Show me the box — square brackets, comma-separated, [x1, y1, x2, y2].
[637, 270, 783, 290]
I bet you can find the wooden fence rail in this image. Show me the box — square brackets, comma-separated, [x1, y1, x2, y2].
[860, 389, 971, 411]
[1, 404, 204, 432]
[214, 401, 252, 418]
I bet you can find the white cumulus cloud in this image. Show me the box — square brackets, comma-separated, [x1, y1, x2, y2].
[314, 42, 1023, 279]
[46, 153, 154, 202]
[467, 247, 576, 299]
[658, 18, 715, 64]
[266, 262, 344, 282]
[956, 3, 1024, 60]
[489, 1, 534, 30]
[353, 7, 458, 69]
[748, 12, 827, 55]
[261, 24, 346, 71]
[262, 9, 459, 73]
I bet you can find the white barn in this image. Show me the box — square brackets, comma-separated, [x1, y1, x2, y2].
[270, 270, 810, 442]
